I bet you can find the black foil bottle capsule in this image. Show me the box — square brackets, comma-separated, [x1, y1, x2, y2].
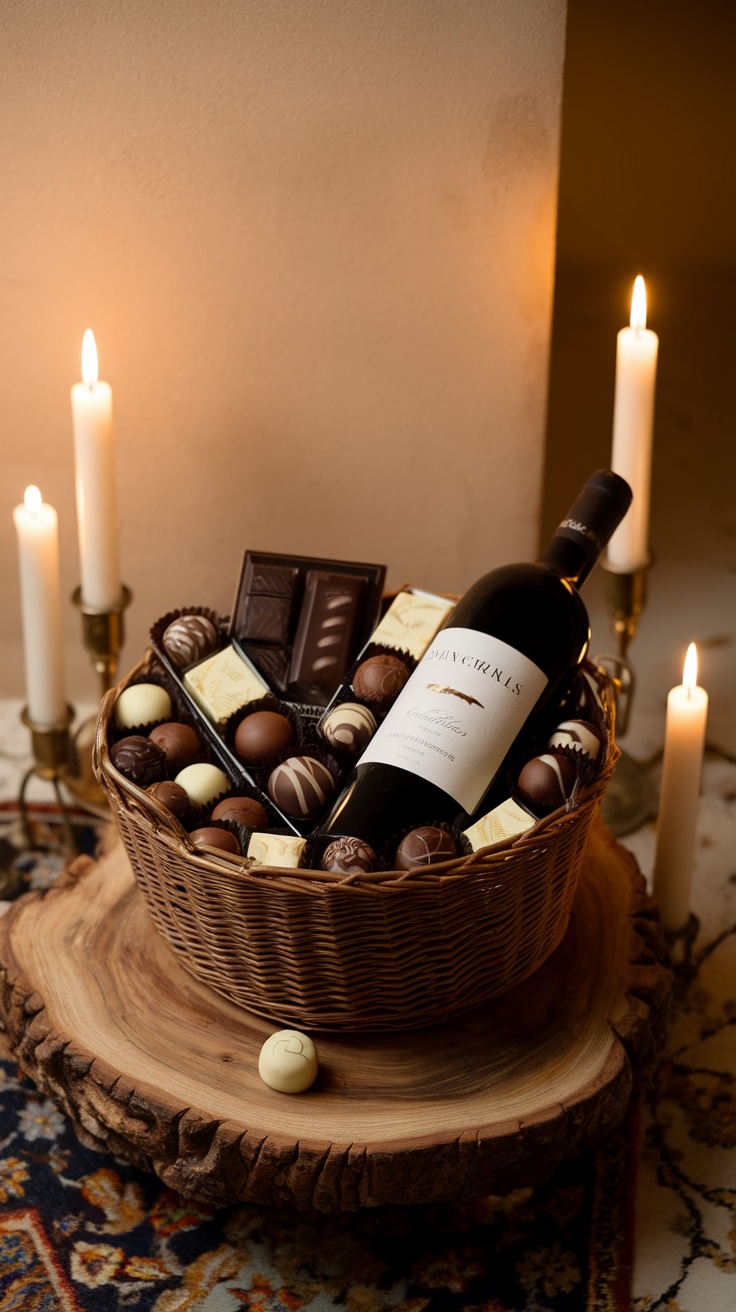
[317, 469, 632, 854]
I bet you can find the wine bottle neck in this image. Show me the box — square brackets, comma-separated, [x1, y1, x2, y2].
[538, 469, 633, 588]
[538, 534, 597, 588]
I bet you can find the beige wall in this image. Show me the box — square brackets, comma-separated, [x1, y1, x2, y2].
[1, 0, 567, 705]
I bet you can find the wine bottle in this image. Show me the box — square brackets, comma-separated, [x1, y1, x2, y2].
[318, 469, 632, 853]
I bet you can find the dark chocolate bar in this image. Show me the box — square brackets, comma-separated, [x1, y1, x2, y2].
[288, 570, 366, 692]
[240, 593, 294, 644]
[242, 642, 291, 692]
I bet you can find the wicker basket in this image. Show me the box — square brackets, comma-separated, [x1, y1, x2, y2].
[94, 650, 618, 1032]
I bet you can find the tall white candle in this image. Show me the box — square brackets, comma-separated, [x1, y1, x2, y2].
[652, 644, 709, 933]
[607, 276, 658, 572]
[71, 329, 121, 609]
[13, 486, 67, 727]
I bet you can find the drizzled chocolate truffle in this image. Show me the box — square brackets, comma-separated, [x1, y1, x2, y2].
[234, 710, 293, 764]
[517, 752, 577, 814]
[162, 613, 219, 670]
[395, 826, 457, 870]
[268, 756, 335, 819]
[189, 826, 241, 855]
[146, 779, 190, 822]
[320, 836, 377, 875]
[547, 718, 603, 761]
[110, 735, 167, 786]
[149, 721, 201, 771]
[321, 702, 377, 754]
[211, 795, 269, 829]
[353, 653, 410, 707]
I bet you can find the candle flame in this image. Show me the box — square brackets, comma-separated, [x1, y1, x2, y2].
[683, 642, 698, 690]
[24, 485, 42, 514]
[630, 275, 647, 330]
[81, 329, 99, 387]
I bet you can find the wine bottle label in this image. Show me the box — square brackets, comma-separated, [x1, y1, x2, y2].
[358, 627, 548, 812]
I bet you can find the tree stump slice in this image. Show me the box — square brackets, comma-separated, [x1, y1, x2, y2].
[0, 818, 672, 1211]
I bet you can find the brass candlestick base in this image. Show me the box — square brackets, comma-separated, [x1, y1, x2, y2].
[18, 704, 77, 857]
[596, 557, 658, 837]
[66, 584, 133, 815]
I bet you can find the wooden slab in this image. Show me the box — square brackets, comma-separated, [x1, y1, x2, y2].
[0, 818, 671, 1211]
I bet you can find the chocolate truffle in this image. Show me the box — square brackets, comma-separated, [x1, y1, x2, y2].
[320, 836, 376, 875]
[149, 721, 201, 770]
[162, 613, 219, 670]
[175, 762, 230, 808]
[547, 718, 603, 761]
[211, 795, 269, 829]
[353, 653, 410, 706]
[189, 826, 241, 855]
[146, 779, 190, 822]
[394, 826, 457, 870]
[110, 735, 167, 786]
[234, 710, 293, 764]
[321, 702, 377, 754]
[114, 683, 172, 730]
[258, 1029, 318, 1094]
[517, 752, 577, 814]
[267, 755, 335, 819]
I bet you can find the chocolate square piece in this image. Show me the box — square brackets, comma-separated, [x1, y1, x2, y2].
[288, 570, 366, 693]
[183, 644, 269, 724]
[241, 593, 294, 644]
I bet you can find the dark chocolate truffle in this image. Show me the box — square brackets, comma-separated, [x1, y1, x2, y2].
[211, 795, 269, 829]
[394, 826, 457, 870]
[234, 710, 294, 764]
[189, 826, 241, 855]
[162, 613, 219, 669]
[149, 721, 201, 770]
[320, 836, 377, 875]
[268, 756, 335, 819]
[353, 653, 410, 706]
[517, 752, 577, 813]
[321, 701, 377, 754]
[110, 735, 167, 786]
[547, 718, 603, 761]
[146, 779, 190, 822]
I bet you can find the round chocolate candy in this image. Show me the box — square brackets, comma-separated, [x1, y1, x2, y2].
[114, 683, 172, 730]
[394, 826, 458, 870]
[110, 735, 167, 786]
[268, 756, 335, 819]
[234, 710, 293, 764]
[547, 718, 603, 761]
[146, 779, 190, 822]
[189, 826, 241, 856]
[211, 795, 269, 829]
[175, 762, 230, 807]
[320, 836, 377, 875]
[149, 721, 201, 771]
[517, 752, 577, 813]
[321, 702, 377, 754]
[162, 613, 219, 670]
[258, 1029, 318, 1094]
[353, 654, 410, 707]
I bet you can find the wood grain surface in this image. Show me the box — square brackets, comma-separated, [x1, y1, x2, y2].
[0, 818, 672, 1210]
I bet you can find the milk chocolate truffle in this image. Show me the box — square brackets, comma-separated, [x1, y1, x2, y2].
[114, 683, 172, 730]
[110, 735, 167, 786]
[258, 1029, 318, 1093]
[175, 762, 230, 807]
[268, 755, 335, 819]
[353, 653, 410, 706]
[149, 721, 201, 770]
[517, 752, 577, 813]
[146, 779, 190, 822]
[211, 795, 269, 829]
[394, 826, 457, 870]
[320, 836, 376, 875]
[321, 702, 377, 754]
[234, 710, 293, 764]
[162, 613, 219, 670]
[189, 826, 241, 855]
[547, 718, 603, 761]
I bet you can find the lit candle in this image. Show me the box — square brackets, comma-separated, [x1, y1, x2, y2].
[606, 275, 659, 572]
[13, 486, 67, 726]
[71, 329, 121, 609]
[652, 644, 709, 933]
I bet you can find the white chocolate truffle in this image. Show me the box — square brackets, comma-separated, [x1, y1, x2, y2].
[258, 1029, 318, 1093]
[114, 683, 172, 730]
[175, 762, 230, 807]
